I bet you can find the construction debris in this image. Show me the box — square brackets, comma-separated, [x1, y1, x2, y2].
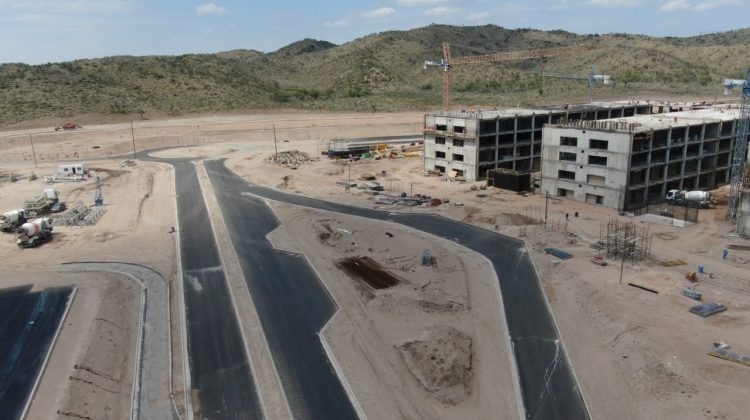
[591, 255, 608, 266]
[121, 160, 137, 167]
[662, 259, 687, 267]
[268, 150, 313, 167]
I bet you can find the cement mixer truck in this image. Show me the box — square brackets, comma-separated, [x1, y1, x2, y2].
[1, 209, 28, 232]
[666, 190, 711, 208]
[16, 218, 53, 248]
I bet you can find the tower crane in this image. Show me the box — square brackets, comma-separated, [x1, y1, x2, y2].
[541, 64, 611, 103]
[424, 42, 596, 110]
[727, 68, 750, 221]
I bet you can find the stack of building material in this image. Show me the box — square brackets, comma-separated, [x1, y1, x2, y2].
[708, 347, 750, 367]
[55, 202, 105, 226]
[689, 302, 727, 317]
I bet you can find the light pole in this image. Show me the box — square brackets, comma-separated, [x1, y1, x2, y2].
[28, 134, 37, 168]
[544, 190, 550, 227]
[273, 124, 278, 160]
[130, 119, 137, 160]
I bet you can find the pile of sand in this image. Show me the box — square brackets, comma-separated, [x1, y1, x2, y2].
[397, 326, 473, 405]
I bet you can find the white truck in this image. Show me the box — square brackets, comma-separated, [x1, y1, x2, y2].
[666, 190, 711, 208]
[16, 218, 53, 248]
[1, 209, 28, 232]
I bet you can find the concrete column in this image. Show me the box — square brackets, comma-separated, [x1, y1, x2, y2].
[679, 127, 688, 191]
[512, 116, 518, 171]
[494, 118, 500, 170]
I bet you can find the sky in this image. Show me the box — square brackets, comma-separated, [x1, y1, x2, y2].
[0, 0, 747, 64]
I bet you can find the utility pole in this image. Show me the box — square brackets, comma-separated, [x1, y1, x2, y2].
[273, 124, 278, 160]
[347, 159, 351, 194]
[28, 134, 37, 168]
[544, 190, 550, 227]
[130, 119, 137, 160]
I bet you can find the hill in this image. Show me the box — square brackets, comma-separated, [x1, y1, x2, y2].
[1, 24, 749, 126]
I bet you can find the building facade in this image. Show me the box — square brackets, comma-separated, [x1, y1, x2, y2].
[541, 108, 741, 211]
[421, 101, 688, 181]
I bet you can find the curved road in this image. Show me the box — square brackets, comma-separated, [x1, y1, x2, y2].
[206, 158, 589, 420]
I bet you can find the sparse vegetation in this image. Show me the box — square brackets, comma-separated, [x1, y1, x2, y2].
[1, 24, 749, 126]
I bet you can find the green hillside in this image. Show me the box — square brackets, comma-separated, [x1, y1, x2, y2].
[1, 24, 748, 126]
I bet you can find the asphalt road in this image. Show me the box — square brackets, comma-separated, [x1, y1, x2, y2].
[205, 160, 357, 420]
[173, 161, 264, 419]
[207, 159, 589, 420]
[0, 285, 73, 420]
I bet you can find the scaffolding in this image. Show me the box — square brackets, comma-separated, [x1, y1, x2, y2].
[600, 219, 652, 262]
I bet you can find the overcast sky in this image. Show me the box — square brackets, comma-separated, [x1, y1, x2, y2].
[0, 0, 747, 64]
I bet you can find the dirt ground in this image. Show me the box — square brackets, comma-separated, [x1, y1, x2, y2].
[2, 109, 749, 419]
[226, 129, 750, 419]
[267, 203, 518, 419]
[0, 158, 182, 418]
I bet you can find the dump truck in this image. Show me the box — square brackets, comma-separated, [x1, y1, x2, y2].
[666, 190, 711, 208]
[24, 189, 59, 217]
[16, 218, 53, 248]
[1, 209, 28, 232]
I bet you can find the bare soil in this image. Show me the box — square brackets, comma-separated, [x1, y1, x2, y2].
[2, 109, 749, 419]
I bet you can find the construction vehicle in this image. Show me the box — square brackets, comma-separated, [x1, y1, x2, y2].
[24, 189, 60, 217]
[16, 218, 53, 248]
[666, 189, 711, 208]
[54, 122, 81, 131]
[0, 209, 28, 232]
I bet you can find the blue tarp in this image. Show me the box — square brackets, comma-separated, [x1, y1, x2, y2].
[544, 247, 573, 260]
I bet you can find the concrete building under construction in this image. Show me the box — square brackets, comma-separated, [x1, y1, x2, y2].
[422, 101, 696, 181]
[541, 107, 743, 211]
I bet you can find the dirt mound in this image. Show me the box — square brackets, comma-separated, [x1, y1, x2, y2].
[497, 212, 535, 226]
[397, 327, 473, 405]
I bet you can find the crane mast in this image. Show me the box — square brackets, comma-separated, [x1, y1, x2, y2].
[727, 68, 750, 221]
[424, 42, 592, 111]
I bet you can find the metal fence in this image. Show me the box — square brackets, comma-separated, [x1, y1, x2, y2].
[631, 201, 700, 223]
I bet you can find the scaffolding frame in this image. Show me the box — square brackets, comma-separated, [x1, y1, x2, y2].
[600, 219, 652, 262]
